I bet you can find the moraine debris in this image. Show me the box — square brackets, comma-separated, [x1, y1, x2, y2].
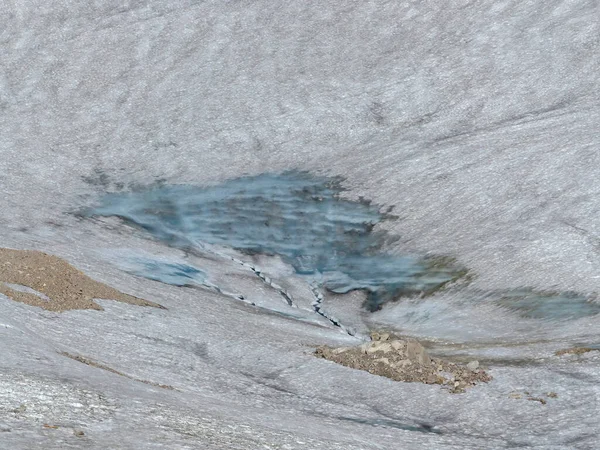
[315, 332, 491, 393]
[0, 248, 163, 311]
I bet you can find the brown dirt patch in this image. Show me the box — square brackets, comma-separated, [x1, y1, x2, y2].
[0, 248, 163, 311]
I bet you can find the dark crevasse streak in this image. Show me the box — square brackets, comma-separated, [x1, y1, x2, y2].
[89, 171, 459, 310]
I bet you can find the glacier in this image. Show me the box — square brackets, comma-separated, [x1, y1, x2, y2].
[0, 0, 599, 448]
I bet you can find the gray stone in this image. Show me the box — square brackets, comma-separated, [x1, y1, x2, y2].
[467, 360, 480, 371]
[390, 340, 406, 351]
[366, 341, 393, 354]
[332, 347, 350, 354]
[406, 341, 430, 366]
[359, 343, 371, 354]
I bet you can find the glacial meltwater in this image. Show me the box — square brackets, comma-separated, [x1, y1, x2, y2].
[89, 171, 461, 310]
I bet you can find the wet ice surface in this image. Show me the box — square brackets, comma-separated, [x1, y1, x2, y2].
[90, 172, 458, 311]
[112, 256, 207, 287]
[1, 0, 600, 448]
[89, 172, 600, 349]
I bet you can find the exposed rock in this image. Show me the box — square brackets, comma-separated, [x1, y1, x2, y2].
[315, 335, 491, 392]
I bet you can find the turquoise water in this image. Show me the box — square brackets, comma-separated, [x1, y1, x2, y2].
[89, 172, 459, 310]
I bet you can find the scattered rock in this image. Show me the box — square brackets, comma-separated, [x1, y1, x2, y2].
[74, 430, 85, 437]
[527, 397, 547, 405]
[315, 335, 491, 392]
[555, 347, 596, 356]
[511, 391, 557, 403]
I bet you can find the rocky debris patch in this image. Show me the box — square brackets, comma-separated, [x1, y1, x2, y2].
[0, 248, 163, 311]
[315, 333, 491, 393]
[555, 347, 598, 356]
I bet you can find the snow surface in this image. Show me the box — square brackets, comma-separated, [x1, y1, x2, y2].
[1, 0, 599, 448]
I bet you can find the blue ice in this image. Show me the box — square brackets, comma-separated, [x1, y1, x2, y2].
[123, 258, 207, 287]
[89, 171, 458, 310]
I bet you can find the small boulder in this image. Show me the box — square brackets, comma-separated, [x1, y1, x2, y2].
[426, 374, 438, 384]
[390, 340, 406, 351]
[332, 347, 350, 355]
[466, 360, 479, 371]
[392, 359, 412, 369]
[406, 341, 431, 366]
[366, 341, 393, 355]
[371, 332, 390, 341]
[359, 343, 371, 354]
